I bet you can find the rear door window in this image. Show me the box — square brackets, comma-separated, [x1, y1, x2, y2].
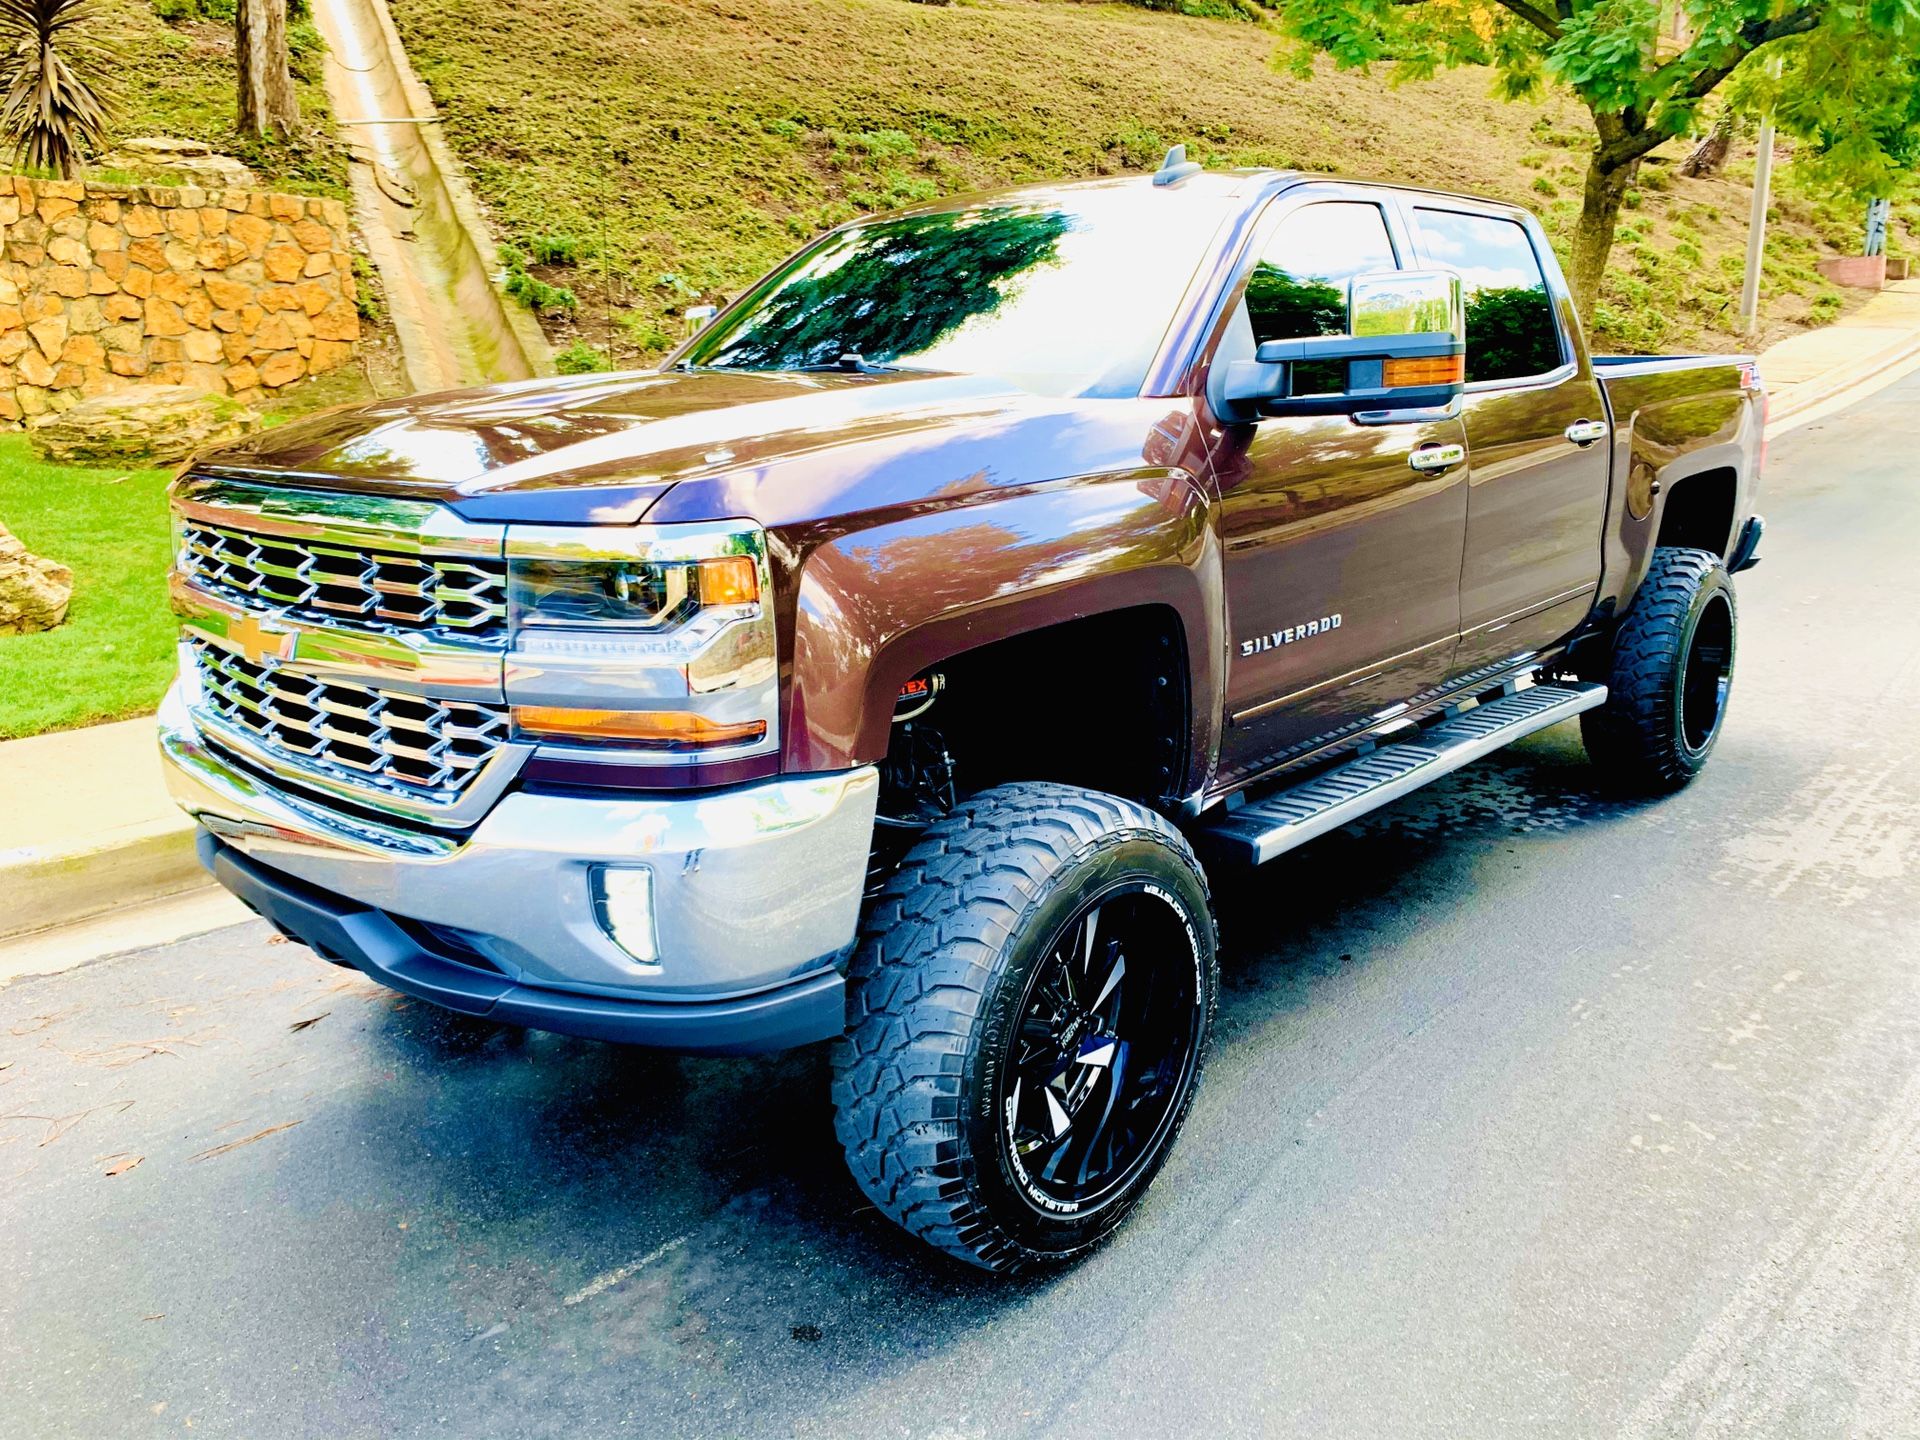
[1410, 209, 1563, 384]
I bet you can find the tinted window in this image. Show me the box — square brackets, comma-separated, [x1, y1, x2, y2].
[1245, 201, 1398, 346]
[1411, 209, 1562, 383]
[680, 189, 1239, 398]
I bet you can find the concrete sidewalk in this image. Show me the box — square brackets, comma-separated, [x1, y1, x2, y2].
[1762, 279, 1920, 431]
[3, 284, 1919, 945]
[0, 717, 206, 940]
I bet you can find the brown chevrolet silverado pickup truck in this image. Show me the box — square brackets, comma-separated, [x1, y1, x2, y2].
[160, 150, 1764, 1270]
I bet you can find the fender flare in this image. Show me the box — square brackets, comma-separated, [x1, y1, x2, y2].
[783, 469, 1224, 794]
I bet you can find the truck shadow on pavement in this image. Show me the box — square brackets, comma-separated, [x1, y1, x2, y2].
[301, 727, 1656, 1401]
[0, 722, 1662, 1430]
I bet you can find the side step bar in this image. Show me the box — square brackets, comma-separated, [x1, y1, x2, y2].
[1198, 681, 1608, 867]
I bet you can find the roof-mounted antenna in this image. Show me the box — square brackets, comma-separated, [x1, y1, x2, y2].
[1153, 144, 1204, 187]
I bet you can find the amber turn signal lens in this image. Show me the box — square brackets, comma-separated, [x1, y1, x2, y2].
[514, 706, 767, 749]
[697, 556, 759, 607]
[1383, 353, 1465, 387]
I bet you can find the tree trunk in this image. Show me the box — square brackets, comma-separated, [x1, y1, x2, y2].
[1679, 115, 1732, 179]
[236, 0, 299, 139]
[1566, 149, 1640, 321]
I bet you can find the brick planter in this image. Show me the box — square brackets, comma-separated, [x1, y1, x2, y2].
[1815, 254, 1887, 290]
[0, 176, 361, 426]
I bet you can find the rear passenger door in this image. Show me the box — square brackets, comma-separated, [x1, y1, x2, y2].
[1404, 205, 1609, 673]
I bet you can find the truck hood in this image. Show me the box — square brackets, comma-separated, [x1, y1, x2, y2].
[195, 368, 1035, 525]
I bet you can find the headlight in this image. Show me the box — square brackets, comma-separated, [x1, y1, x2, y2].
[510, 552, 758, 630]
[504, 521, 779, 761]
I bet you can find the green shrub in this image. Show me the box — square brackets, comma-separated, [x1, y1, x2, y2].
[553, 340, 614, 374]
[617, 311, 672, 352]
[288, 19, 324, 80]
[529, 233, 587, 266]
[351, 253, 384, 325]
[1531, 175, 1556, 198]
[503, 269, 577, 312]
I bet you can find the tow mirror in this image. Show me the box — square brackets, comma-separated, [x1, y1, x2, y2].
[1218, 268, 1466, 420]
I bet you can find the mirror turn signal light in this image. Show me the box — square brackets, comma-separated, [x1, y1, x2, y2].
[1381, 353, 1466, 387]
[697, 555, 759, 607]
[514, 706, 767, 749]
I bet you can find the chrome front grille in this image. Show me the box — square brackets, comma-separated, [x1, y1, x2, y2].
[182, 519, 507, 637]
[188, 636, 510, 804]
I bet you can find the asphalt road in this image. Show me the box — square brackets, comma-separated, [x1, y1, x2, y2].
[5, 377, 1919, 1439]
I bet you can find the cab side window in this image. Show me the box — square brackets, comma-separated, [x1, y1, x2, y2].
[1410, 208, 1562, 384]
[1244, 201, 1398, 395]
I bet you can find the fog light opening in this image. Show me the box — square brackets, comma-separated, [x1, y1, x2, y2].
[593, 865, 659, 966]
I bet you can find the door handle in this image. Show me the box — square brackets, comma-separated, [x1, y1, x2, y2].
[1408, 442, 1465, 473]
[1564, 419, 1608, 446]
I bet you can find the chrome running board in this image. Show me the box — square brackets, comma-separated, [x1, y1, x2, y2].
[1198, 681, 1607, 867]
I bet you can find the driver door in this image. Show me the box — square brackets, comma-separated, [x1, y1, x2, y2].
[1206, 192, 1470, 787]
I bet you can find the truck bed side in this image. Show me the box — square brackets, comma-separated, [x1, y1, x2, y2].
[1591, 353, 1763, 616]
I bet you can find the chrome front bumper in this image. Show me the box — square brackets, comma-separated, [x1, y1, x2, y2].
[159, 682, 878, 1047]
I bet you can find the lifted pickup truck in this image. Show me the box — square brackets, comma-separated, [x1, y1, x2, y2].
[160, 151, 1763, 1271]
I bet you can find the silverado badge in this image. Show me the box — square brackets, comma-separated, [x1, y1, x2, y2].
[1241, 614, 1341, 657]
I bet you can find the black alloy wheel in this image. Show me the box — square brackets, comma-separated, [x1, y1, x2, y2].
[1680, 589, 1734, 756]
[999, 884, 1203, 1219]
[1582, 545, 1738, 792]
[834, 782, 1218, 1272]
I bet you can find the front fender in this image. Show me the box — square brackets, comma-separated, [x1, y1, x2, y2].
[784, 469, 1224, 795]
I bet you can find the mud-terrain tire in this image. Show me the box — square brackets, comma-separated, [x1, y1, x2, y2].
[1582, 545, 1737, 793]
[832, 782, 1217, 1272]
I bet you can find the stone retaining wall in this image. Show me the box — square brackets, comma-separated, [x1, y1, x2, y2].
[0, 176, 361, 424]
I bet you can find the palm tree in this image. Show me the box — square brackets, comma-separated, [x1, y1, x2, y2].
[0, 0, 114, 179]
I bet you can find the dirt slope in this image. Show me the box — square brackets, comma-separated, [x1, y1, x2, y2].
[387, 0, 1899, 365]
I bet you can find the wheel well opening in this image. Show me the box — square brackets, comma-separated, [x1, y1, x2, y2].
[1656, 466, 1737, 557]
[875, 606, 1190, 831]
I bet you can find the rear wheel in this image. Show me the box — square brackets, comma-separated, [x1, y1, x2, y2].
[1582, 545, 1737, 792]
[832, 782, 1217, 1272]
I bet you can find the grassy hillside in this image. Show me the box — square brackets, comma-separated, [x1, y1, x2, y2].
[389, 0, 1904, 369]
[96, 0, 346, 196]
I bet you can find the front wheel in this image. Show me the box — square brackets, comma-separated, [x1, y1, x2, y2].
[1582, 545, 1737, 792]
[833, 782, 1217, 1272]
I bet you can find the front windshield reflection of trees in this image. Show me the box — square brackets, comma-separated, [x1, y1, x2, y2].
[694, 210, 1070, 372]
[684, 195, 1229, 397]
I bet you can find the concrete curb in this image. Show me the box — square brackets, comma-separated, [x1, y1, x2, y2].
[0, 820, 205, 943]
[1766, 330, 1920, 434]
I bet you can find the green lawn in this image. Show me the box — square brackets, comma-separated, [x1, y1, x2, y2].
[0, 439, 178, 740]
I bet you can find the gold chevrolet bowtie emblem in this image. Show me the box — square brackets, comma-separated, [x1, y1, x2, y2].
[226, 609, 299, 666]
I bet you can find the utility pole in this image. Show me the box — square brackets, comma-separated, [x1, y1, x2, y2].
[1739, 93, 1778, 334]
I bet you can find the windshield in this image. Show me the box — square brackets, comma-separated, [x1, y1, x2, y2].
[677, 186, 1236, 397]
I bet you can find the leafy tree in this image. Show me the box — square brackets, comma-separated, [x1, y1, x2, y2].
[1244, 264, 1346, 342]
[1758, 23, 1920, 196]
[1274, 0, 1920, 315]
[0, 0, 115, 178]
[692, 209, 1071, 370]
[1462, 284, 1560, 380]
